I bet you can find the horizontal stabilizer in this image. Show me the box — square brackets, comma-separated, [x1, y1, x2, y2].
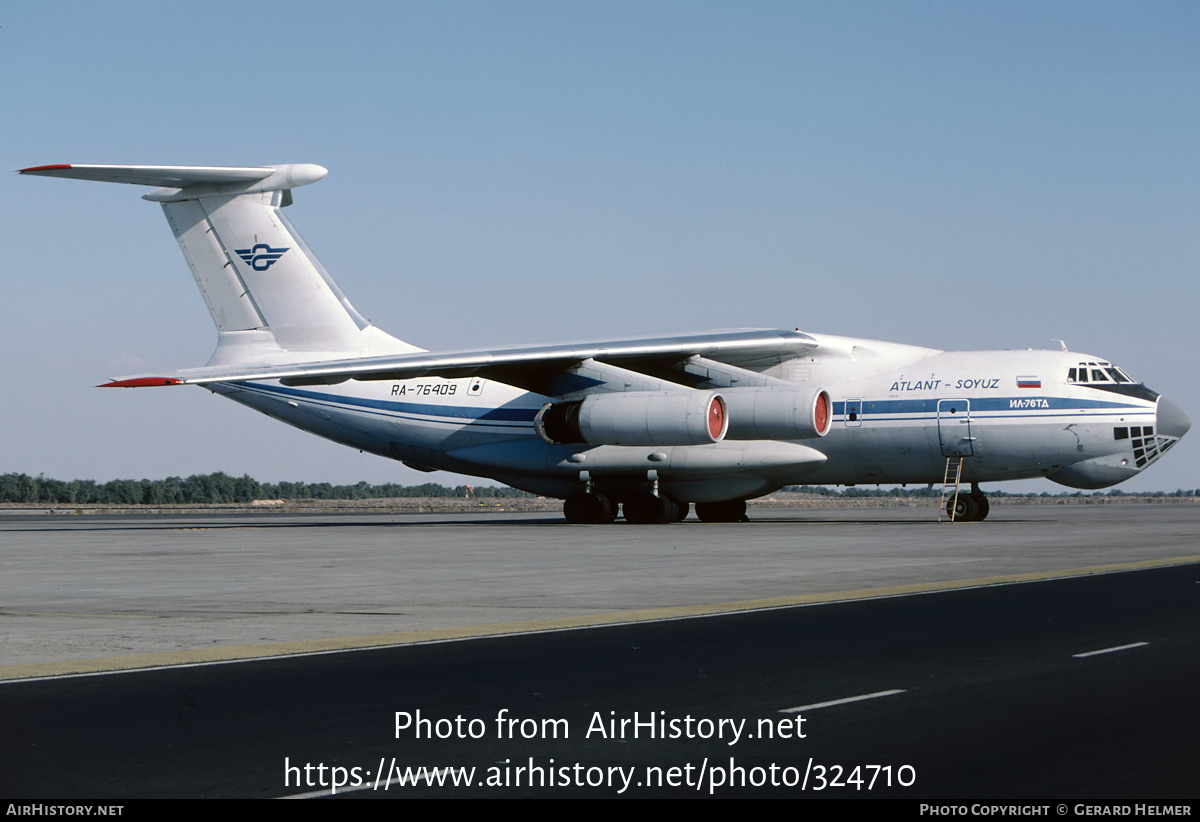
[20, 164, 272, 187]
[19, 163, 327, 200]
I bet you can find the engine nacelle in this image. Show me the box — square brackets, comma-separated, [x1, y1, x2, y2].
[536, 390, 728, 446]
[722, 386, 832, 440]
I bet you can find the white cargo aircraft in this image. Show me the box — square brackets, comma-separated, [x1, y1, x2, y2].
[21, 163, 1190, 523]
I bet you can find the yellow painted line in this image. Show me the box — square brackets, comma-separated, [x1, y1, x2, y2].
[3, 611, 153, 619]
[2, 554, 1197, 682]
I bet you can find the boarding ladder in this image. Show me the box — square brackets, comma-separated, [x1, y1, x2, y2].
[938, 457, 964, 522]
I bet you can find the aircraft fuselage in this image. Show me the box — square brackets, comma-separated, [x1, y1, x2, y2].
[211, 332, 1182, 504]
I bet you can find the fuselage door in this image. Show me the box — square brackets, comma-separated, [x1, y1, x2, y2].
[937, 398, 973, 457]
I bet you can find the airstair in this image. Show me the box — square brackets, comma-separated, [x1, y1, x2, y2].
[938, 456, 963, 522]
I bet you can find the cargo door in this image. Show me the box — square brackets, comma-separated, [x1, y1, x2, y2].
[937, 399, 974, 457]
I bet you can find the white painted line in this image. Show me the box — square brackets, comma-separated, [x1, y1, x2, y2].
[780, 689, 906, 713]
[1072, 641, 1149, 658]
[280, 787, 335, 800]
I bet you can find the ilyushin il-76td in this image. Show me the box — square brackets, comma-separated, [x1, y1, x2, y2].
[21, 163, 1190, 523]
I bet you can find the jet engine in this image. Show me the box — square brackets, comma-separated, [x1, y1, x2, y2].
[536, 390, 728, 446]
[722, 386, 832, 440]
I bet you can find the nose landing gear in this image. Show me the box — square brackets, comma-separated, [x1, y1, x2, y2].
[945, 484, 991, 522]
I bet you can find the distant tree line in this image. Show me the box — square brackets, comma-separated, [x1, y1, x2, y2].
[0, 473, 1194, 505]
[0, 472, 527, 505]
[258, 480, 525, 500]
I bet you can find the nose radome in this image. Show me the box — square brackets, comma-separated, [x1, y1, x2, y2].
[1157, 397, 1191, 440]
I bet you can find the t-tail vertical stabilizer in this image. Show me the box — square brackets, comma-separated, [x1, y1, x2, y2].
[19, 163, 421, 367]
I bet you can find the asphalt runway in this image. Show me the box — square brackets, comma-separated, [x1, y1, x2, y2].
[0, 503, 1196, 677]
[1, 503, 1197, 798]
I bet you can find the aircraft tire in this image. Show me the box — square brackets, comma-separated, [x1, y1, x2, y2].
[947, 494, 982, 522]
[694, 499, 748, 523]
[563, 492, 615, 524]
[622, 493, 678, 524]
[973, 494, 990, 521]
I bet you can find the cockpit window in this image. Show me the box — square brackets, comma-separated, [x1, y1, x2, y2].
[1067, 360, 1137, 385]
[1066, 361, 1155, 398]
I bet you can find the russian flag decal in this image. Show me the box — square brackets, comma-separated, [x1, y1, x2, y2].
[1016, 376, 1041, 389]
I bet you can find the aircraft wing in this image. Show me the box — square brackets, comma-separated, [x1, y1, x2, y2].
[101, 329, 818, 394]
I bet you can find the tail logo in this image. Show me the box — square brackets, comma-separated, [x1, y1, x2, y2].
[235, 243, 290, 271]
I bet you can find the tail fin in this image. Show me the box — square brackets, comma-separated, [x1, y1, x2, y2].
[20, 163, 420, 365]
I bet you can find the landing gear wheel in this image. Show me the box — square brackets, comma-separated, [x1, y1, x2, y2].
[947, 494, 982, 522]
[622, 493, 679, 524]
[694, 499, 748, 523]
[563, 492, 615, 524]
[967, 483, 990, 522]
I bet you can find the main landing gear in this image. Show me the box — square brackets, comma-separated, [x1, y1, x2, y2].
[561, 489, 749, 524]
[562, 491, 688, 524]
[694, 499, 748, 523]
[946, 484, 991, 522]
[562, 491, 618, 524]
[622, 492, 687, 524]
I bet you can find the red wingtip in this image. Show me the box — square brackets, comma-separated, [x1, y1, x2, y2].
[99, 377, 184, 388]
[19, 164, 73, 173]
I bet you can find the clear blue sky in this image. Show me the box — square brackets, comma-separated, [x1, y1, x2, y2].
[3, 0, 1197, 492]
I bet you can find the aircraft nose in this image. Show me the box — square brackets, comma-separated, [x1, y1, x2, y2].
[1157, 397, 1191, 440]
